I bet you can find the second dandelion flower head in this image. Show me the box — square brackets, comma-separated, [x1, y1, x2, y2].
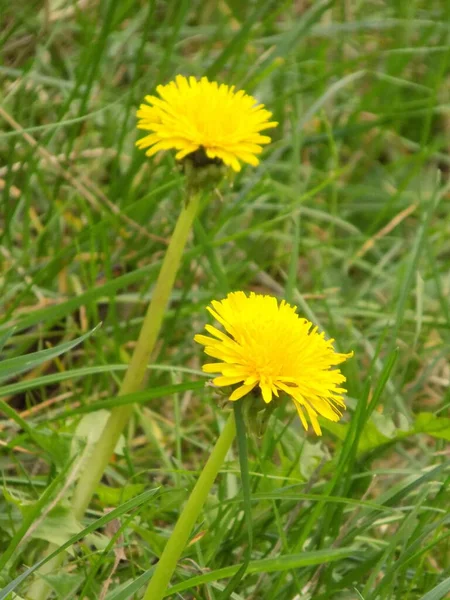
[195, 292, 353, 436]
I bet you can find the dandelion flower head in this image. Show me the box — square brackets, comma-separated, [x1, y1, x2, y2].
[136, 75, 277, 172]
[194, 292, 353, 435]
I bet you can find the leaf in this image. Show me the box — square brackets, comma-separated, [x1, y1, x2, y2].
[0, 327, 15, 354]
[38, 572, 84, 599]
[168, 547, 357, 597]
[357, 412, 398, 454]
[299, 439, 328, 480]
[30, 428, 72, 467]
[129, 524, 167, 558]
[326, 411, 410, 456]
[414, 413, 450, 441]
[158, 489, 188, 513]
[0, 364, 127, 398]
[219, 401, 252, 599]
[48, 380, 206, 421]
[2, 486, 32, 515]
[71, 410, 125, 458]
[418, 576, 450, 600]
[31, 505, 82, 547]
[329, 408, 450, 456]
[105, 577, 150, 600]
[0, 457, 77, 571]
[96, 484, 146, 506]
[106, 548, 356, 600]
[324, 420, 346, 441]
[0, 325, 100, 383]
[84, 532, 110, 552]
[0, 488, 159, 600]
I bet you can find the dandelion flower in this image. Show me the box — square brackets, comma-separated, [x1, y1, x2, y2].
[136, 75, 277, 172]
[194, 292, 353, 435]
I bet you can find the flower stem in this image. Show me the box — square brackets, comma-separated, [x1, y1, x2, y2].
[142, 412, 236, 600]
[28, 191, 202, 600]
[72, 190, 202, 518]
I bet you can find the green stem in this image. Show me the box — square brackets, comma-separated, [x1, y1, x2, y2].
[72, 191, 202, 518]
[143, 413, 236, 600]
[28, 191, 201, 600]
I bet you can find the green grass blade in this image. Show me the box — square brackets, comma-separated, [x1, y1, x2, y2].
[0, 489, 159, 600]
[0, 325, 100, 383]
[219, 401, 253, 599]
[418, 576, 450, 600]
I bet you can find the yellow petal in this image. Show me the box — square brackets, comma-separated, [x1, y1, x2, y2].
[202, 363, 226, 373]
[304, 405, 322, 436]
[260, 384, 273, 404]
[213, 375, 245, 386]
[229, 383, 257, 401]
[293, 400, 309, 432]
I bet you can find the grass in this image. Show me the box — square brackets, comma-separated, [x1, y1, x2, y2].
[1, 0, 450, 599]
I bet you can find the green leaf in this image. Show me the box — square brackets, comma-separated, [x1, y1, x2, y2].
[0, 364, 127, 398]
[327, 410, 409, 456]
[0, 457, 77, 571]
[158, 489, 188, 513]
[0, 327, 15, 353]
[357, 411, 398, 453]
[328, 407, 450, 457]
[250, 490, 398, 513]
[129, 524, 167, 558]
[205, 0, 275, 78]
[31, 505, 82, 547]
[106, 548, 356, 600]
[219, 402, 253, 599]
[30, 428, 72, 467]
[2, 487, 32, 514]
[105, 577, 152, 600]
[414, 413, 450, 441]
[0, 488, 159, 599]
[96, 483, 146, 506]
[418, 576, 450, 600]
[48, 380, 206, 421]
[0, 325, 100, 383]
[71, 410, 125, 458]
[38, 572, 84, 598]
[167, 548, 357, 597]
[298, 439, 327, 480]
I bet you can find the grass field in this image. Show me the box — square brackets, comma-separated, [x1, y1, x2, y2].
[1, 1, 450, 599]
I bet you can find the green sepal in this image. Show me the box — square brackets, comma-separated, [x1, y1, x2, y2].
[241, 392, 277, 439]
[182, 148, 227, 196]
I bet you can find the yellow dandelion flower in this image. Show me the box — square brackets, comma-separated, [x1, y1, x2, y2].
[194, 292, 353, 436]
[136, 75, 278, 172]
